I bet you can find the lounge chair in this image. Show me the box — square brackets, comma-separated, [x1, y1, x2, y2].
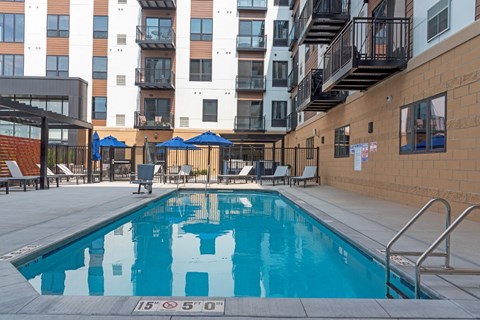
[165, 165, 195, 184]
[4, 160, 39, 191]
[289, 166, 320, 188]
[36, 164, 65, 187]
[132, 164, 155, 194]
[56, 164, 87, 184]
[0, 178, 9, 194]
[217, 165, 255, 184]
[259, 165, 289, 185]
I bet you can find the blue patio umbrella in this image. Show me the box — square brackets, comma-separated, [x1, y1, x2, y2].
[156, 136, 200, 150]
[99, 135, 129, 147]
[92, 131, 101, 161]
[185, 131, 233, 183]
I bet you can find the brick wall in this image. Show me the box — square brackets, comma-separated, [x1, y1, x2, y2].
[0, 135, 41, 177]
[285, 23, 480, 216]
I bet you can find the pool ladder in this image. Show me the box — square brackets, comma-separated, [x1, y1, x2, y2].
[385, 198, 480, 299]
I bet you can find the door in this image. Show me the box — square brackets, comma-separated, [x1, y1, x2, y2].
[145, 58, 171, 83]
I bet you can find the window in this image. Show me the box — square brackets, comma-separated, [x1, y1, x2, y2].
[306, 137, 314, 159]
[427, 0, 449, 41]
[0, 54, 23, 76]
[117, 34, 126, 45]
[274, 0, 288, 6]
[144, 98, 171, 127]
[46, 56, 68, 77]
[92, 97, 107, 120]
[47, 15, 69, 37]
[272, 61, 288, 87]
[400, 93, 446, 154]
[190, 59, 212, 81]
[93, 57, 107, 79]
[334, 125, 350, 158]
[236, 100, 263, 130]
[191, 18, 212, 41]
[273, 20, 288, 47]
[203, 99, 218, 122]
[272, 101, 287, 127]
[238, 20, 265, 48]
[93, 16, 108, 38]
[0, 13, 24, 42]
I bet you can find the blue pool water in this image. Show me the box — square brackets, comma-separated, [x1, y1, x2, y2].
[19, 190, 414, 298]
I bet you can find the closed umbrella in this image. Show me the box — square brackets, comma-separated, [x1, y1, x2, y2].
[92, 131, 101, 161]
[185, 131, 233, 183]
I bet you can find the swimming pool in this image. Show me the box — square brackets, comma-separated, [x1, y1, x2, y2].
[18, 190, 415, 298]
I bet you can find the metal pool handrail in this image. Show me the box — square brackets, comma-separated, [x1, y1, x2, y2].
[385, 198, 451, 298]
[414, 205, 480, 299]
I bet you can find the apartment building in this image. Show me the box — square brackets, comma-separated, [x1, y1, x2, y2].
[0, 0, 292, 146]
[286, 0, 480, 213]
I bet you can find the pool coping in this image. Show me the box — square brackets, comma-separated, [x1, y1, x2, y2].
[0, 187, 479, 319]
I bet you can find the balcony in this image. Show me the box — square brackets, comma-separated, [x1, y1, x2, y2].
[297, 69, 347, 112]
[136, 26, 175, 50]
[236, 35, 267, 51]
[288, 67, 298, 92]
[134, 111, 174, 130]
[322, 17, 410, 92]
[236, 76, 266, 92]
[286, 112, 297, 132]
[234, 116, 265, 131]
[298, 0, 350, 45]
[135, 68, 175, 90]
[237, 0, 267, 11]
[288, 23, 298, 51]
[137, 0, 176, 9]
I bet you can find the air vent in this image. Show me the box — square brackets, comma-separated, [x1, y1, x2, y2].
[117, 34, 127, 45]
[180, 117, 189, 128]
[116, 75, 126, 86]
[116, 114, 126, 126]
[118, 0, 127, 4]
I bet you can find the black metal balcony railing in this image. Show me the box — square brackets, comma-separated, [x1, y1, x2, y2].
[288, 23, 298, 50]
[273, 37, 288, 47]
[137, 0, 176, 9]
[288, 67, 298, 92]
[322, 17, 410, 92]
[286, 112, 297, 132]
[236, 35, 267, 51]
[297, 69, 347, 112]
[236, 76, 266, 91]
[136, 26, 175, 49]
[270, 118, 287, 128]
[234, 116, 265, 131]
[237, 0, 267, 11]
[134, 111, 174, 130]
[298, 0, 350, 45]
[135, 68, 175, 89]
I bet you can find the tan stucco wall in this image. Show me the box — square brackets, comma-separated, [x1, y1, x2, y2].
[286, 21, 480, 216]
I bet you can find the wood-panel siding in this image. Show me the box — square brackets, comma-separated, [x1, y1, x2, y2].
[92, 80, 107, 96]
[93, 39, 108, 56]
[368, 0, 383, 16]
[48, 0, 70, 14]
[0, 2, 24, 13]
[406, 0, 413, 58]
[0, 43, 24, 54]
[476, 0, 480, 20]
[190, 41, 212, 59]
[304, 111, 317, 121]
[92, 120, 107, 127]
[191, 0, 213, 18]
[143, 9, 176, 21]
[237, 92, 263, 100]
[239, 11, 266, 19]
[93, 0, 108, 15]
[305, 45, 318, 73]
[238, 52, 265, 60]
[47, 38, 69, 55]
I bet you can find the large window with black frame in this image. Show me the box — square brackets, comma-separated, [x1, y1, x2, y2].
[334, 124, 350, 158]
[400, 93, 446, 154]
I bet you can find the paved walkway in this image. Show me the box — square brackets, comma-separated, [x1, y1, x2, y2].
[0, 181, 479, 319]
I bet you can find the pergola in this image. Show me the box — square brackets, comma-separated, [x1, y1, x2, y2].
[0, 98, 93, 189]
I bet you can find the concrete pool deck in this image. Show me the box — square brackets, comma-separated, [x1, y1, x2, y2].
[0, 181, 479, 319]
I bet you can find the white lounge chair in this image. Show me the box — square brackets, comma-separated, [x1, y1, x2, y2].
[259, 165, 289, 185]
[36, 164, 65, 187]
[56, 164, 87, 184]
[165, 165, 194, 184]
[132, 164, 155, 194]
[217, 165, 254, 184]
[5, 160, 39, 191]
[289, 166, 320, 188]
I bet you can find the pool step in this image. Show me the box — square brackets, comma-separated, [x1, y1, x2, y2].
[386, 282, 409, 299]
